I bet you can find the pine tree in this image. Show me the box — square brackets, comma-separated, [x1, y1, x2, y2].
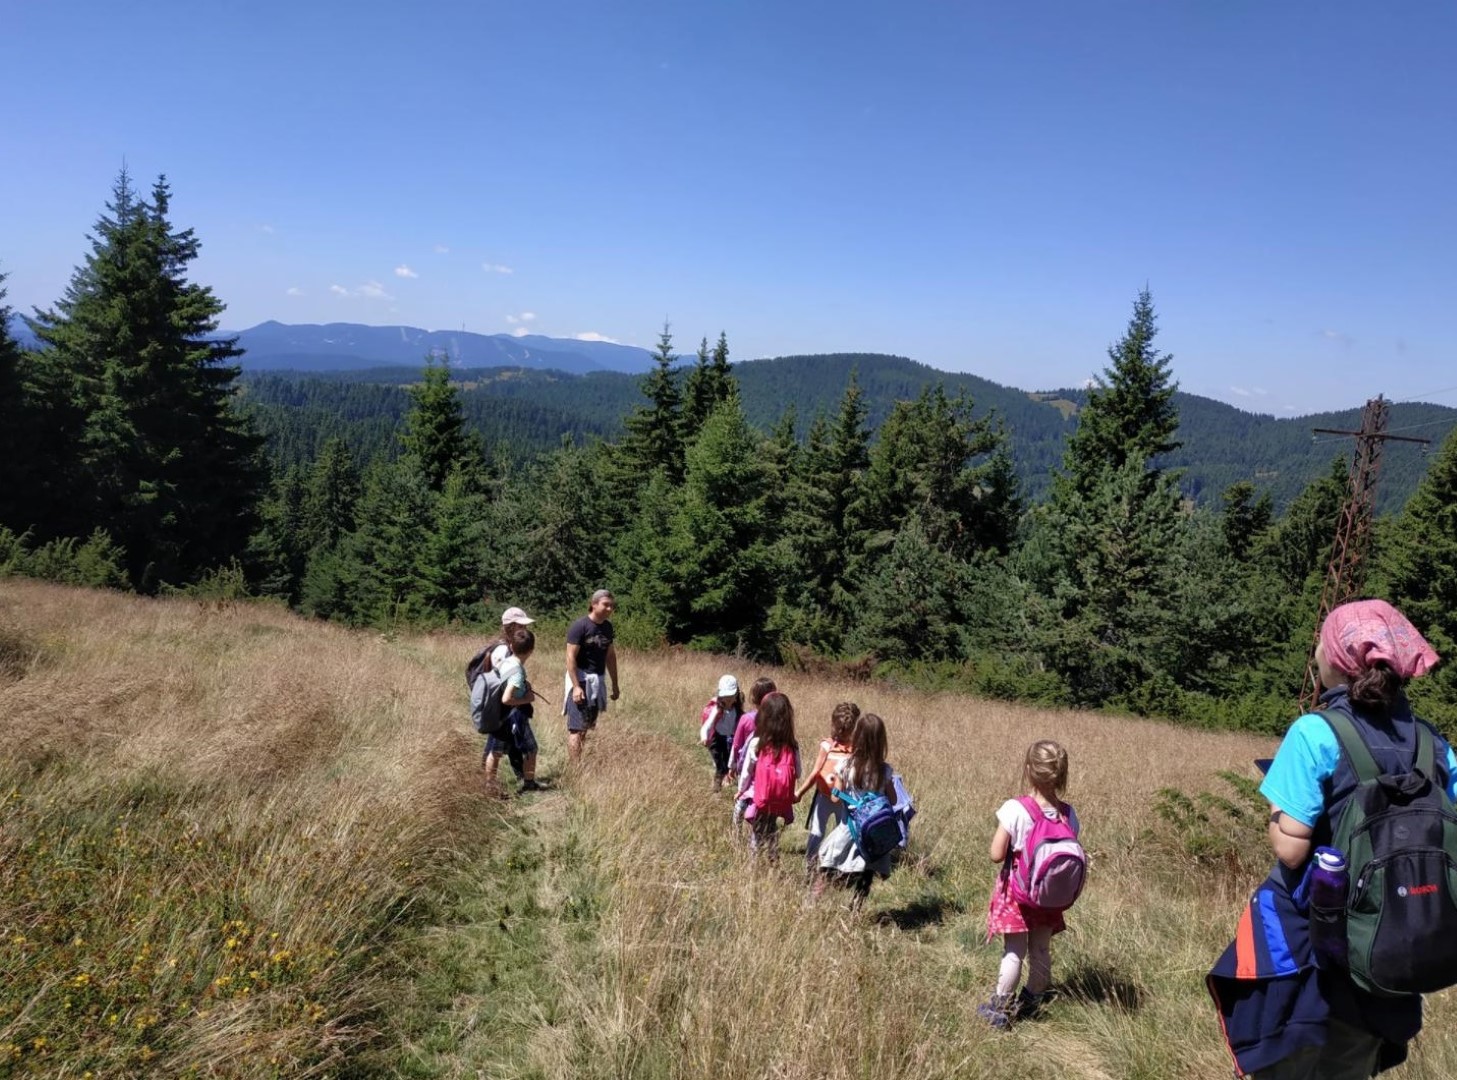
[1220, 480, 1275, 563]
[1383, 425, 1457, 726]
[247, 466, 310, 602]
[848, 385, 1013, 563]
[401, 360, 481, 491]
[302, 437, 361, 553]
[681, 331, 736, 432]
[0, 268, 36, 531]
[341, 458, 435, 624]
[847, 514, 972, 663]
[27, 170, 265, 589]
[1060, 288, 1181, 498]
[1035, 457, 1187, 705]
[661, 397, 775, 653]
[485, 439, 611, 615]
[416, 465, 489, 620]
[620, 322, 686, 483]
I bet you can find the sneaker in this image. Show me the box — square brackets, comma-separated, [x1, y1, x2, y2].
[1015, 988, 1046, 1020]
[977, 993, 1013, 1029]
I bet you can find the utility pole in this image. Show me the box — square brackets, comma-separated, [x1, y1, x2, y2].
[1301, 396, 1431, 707]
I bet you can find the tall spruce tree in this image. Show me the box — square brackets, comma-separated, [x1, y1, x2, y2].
[0, 269, 36, 531]
[27, 171, 265, 589]
[1059, 288, 1180, 498]
[661, 397, 774, 653]
[682, 331, 736, 432]
[620, 322, 686, 482]
[848, 385, 1016, 564]
[416, 465, 489, 620]
[1035, 290, 1186, 705]
[302, 437, 361, 553]
[1383, 425, 1457, 726]
[401, 360, 481, 491]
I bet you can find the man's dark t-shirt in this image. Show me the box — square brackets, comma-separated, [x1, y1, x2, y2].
[568, 616, 614, 675]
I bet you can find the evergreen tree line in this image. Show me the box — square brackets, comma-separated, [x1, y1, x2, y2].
[3, 174, 1455, 733]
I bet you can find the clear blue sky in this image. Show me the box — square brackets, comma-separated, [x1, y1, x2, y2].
[3, 1, 1454, 414]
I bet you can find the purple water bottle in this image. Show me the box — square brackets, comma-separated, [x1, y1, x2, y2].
[1308, 846, 1349, 969]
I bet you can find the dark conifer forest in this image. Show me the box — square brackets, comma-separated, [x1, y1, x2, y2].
[4, 173, 1456, 732]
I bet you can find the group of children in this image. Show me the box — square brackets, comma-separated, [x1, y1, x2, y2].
[698, 674, 1085, 1028]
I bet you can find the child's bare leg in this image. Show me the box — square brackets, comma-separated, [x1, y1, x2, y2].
[1026, 928, 1053, 994]
[483, 750, 502, 781]
[567, 731, 585, 763]
[996, 932, 1029, 996]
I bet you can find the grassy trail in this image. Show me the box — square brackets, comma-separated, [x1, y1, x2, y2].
[4, 582, 1457, 1078]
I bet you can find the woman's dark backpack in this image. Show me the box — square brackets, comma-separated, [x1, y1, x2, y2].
[1322, 710, 1457, 997]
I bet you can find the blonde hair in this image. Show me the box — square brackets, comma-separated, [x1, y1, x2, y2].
[1023, 739, 1068, 798]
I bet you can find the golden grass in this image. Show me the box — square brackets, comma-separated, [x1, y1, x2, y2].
[4, 580, 1456, 1078]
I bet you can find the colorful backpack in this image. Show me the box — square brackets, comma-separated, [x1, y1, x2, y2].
[836, 786, 903, 864]
[752, 744, 797, 818]
[1322, 710, 1457, 997]
[1008, 796, 1086, 912]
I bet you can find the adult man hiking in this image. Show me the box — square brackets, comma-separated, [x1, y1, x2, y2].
[564, 589, 619, 762]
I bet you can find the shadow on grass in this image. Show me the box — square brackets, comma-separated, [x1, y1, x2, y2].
[875, 893, 966, 930]
[1058, 962, 1145, 1013]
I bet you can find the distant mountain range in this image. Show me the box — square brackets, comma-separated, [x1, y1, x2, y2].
[239, 350, 1457, 514]
[229, 321, 663, 375]
[4, 317, 663, 376]
[11, 316, 1455, 512]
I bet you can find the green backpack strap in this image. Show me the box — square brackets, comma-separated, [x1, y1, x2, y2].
[1414, 721, 1436, 779]
[1317, 710, 1380, 783]
[1319, 709, 1436, 779]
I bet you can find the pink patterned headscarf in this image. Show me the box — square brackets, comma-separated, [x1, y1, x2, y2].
[1320, 599, 1440, 680]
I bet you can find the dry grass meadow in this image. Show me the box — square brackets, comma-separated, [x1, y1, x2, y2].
[2, 578, 1455, 1078]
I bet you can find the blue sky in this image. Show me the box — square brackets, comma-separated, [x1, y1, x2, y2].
[3, 1, 1454, 414]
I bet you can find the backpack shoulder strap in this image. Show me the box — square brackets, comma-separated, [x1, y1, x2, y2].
[1319, 709, 1380, 783]
[1414, 720, 1436, 779]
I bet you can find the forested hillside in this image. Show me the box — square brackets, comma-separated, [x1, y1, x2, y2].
[240, 355, 1454, 511]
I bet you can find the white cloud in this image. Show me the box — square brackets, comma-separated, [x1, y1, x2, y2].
[1320, 328, 1354, 346]
[286, 286, 304, 297]
[575, 332, 619, 343]
[330, 281, 396, 301]
[1230, 386, 1252, 397]
[512, 327, 530, 337]
[482, 262, 515, 274]
[394, 265, 418, 279]
[1080, 377, 1098, 389]
[505, 312, 537, 327]
[521, 311, 536, 322]
[258, 224, 276, 234]
[1252, 387, 1268, 396]
[434, 244, 450, 254]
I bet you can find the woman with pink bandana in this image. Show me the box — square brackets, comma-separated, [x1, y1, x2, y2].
[1209, 599, 1453, 1079]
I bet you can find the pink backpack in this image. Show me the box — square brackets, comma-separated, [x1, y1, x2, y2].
[1008, 796, 1086, 912]
[752, 745, 796, 818]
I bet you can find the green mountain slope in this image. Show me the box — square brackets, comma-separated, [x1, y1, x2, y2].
[240, 355, 1456, 512]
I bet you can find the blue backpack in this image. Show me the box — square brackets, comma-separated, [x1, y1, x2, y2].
[836, 787, 903, 863]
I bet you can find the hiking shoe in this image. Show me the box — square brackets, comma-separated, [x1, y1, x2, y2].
[1016, 988, 1047, 1020]
[518, 779, 543, 793]
[977, 993, 1013, 1029]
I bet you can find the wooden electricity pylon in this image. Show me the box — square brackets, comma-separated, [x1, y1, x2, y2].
[1301, 395, 1431, 708]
